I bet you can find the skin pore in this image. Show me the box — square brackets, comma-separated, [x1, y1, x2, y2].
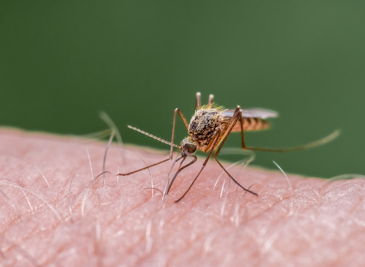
[0, 128, 364, 267]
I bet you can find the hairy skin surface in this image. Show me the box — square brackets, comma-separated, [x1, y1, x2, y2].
[0, 129, 364, 267]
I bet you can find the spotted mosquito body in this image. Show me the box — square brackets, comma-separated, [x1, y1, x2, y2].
[118, 92, 339, 202]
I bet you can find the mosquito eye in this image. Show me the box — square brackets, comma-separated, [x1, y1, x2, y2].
[186, 144, 196, 154]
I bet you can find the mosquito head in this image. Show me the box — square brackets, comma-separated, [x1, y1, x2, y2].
[180, 137, 197, 157]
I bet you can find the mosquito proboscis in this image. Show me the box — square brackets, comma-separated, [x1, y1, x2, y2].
[118, 92, 340, 202]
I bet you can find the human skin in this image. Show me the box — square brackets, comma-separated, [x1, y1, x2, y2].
[0, 129, 364, 267]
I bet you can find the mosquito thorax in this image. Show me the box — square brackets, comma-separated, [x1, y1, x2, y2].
[180, 137, 197, 157]
[188, 107, 223, 152]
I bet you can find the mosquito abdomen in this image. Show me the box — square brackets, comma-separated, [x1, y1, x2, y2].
[231, 118, 270, 132]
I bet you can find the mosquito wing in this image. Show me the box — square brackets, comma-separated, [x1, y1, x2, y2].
[220, 108, 278, 132]
[221, 108, 278, 119]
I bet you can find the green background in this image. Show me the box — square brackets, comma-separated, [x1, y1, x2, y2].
[1, 1, 364, 178]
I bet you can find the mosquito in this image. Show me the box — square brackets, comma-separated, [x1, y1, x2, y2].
[118, 93, 339, 202]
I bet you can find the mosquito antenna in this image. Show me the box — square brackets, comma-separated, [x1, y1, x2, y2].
[128, 125, 180, 148]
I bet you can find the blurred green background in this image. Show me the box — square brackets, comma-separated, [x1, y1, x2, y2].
[1, 1, 364, 178]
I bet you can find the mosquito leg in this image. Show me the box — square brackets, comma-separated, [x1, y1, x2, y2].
[208, 94, 214, 106]
[213, 107, 258, 196]
[214, 159, 258, 196]
[239, 109, 247, 148]
[236, 110, 339, 152]
[233, 105, 339, 152]
[196, 92, 201, 109]
[243, 130, 340, 152]
[118, 108, 187, 176]
[174, 129, 222, 203]
[118, 158, 171, 176]
[176, 108, 189, 131]
[225, 105, 247, 149]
